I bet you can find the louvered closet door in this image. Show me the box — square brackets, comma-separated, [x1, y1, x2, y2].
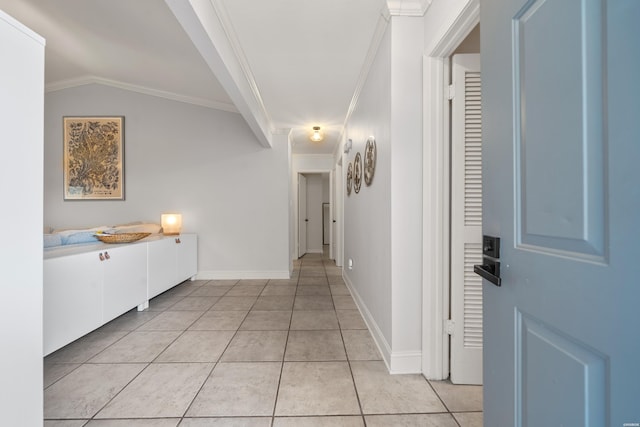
[450, 53, 482, 385]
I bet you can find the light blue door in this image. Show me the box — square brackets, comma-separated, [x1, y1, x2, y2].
[481, 0, 640, 425]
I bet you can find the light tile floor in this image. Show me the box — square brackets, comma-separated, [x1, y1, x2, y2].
[44, 251, 482, 427]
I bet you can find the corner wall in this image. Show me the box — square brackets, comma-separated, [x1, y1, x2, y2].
[343, 15, 424, 373]
[44, 84, 290, 279]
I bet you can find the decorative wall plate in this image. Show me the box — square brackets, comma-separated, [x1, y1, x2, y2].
[364, 137, 376, 186]
[346, 162, 353, 195]
[353, 152, 362, 193]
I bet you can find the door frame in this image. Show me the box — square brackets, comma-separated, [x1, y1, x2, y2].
[293, 170, 333, 261]
[422, 0, 480, 380]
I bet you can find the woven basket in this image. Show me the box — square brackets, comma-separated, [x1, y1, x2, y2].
[96, 232, 151, 244]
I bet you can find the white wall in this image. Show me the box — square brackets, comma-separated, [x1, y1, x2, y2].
[389, 16, 425, 369]
[343, 21, 394, 364]
[44, 84, 291, 279]
[343, 15, 424, 373]
[0, 10, 44, 424]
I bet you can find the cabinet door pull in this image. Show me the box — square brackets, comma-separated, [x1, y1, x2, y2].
[104, 251, 110, 260]
[99, 253, 105, 261]
[175, 238, 181, 244]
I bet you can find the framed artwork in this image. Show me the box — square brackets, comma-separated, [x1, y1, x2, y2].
[63, 116, 124, 200]
[353, 152, 362, 194]
[346, 162, 353, 196]
[364, 137, 376, 186]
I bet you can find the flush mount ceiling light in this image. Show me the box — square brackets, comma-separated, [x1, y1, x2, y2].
[310, 126, 323, 142]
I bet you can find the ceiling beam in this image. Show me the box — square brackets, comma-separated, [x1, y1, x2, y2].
[165, 0, 273, 148]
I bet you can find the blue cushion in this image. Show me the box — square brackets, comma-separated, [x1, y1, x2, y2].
[44, 234, 63, 248]
[61, 231, 99, 245]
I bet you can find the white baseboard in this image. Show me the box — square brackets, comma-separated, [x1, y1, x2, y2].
[388, 351, 423, 374]
[343, 273, 422, 375]
[195, 270, 291, 280]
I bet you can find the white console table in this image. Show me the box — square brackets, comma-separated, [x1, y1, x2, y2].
[43, 233, 197, 356]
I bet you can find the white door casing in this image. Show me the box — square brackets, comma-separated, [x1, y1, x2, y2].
[421, 0, 480, 381]
[298, 173, 307, 258]
[450, 53, 483, 385]
[482, 0, 640, 425]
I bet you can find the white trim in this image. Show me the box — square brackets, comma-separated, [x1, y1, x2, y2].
[345, 273, 422, 374]
[389, 351, 423, 374]
[422, 0, 480, 381]
[45, 76, 238, 112]
[344, 273, 392, 366]
[209, 0, 273, 126]
[386, 0, 432, 16]
[333, 8, 390, 159]
[0, 9, 46, 45]
[165, 0, 273, 148]
[196, 270, 291, 280]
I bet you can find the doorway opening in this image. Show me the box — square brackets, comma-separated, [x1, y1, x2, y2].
[297, 173, 331, 259]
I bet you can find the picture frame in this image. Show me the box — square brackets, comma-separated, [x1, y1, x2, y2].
[353, 152, 362, 194]
[364, 137, 376, 186]
[346, 162, 353, 196]
[63, 116, 125, 200]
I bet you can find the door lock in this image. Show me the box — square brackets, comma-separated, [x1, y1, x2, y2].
[474, 235, 502, 286]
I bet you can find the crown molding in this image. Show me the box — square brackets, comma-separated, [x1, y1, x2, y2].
[386, 0, 432, 16]
[334, 7, 390, 160]
[45, 76, 238, 112]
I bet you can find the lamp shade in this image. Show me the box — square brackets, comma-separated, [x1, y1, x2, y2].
[161, 213, 182, 235]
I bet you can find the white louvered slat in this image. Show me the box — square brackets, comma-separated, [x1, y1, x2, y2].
[451, 54, 483, 385]
[464, 71, 482, 227]
[463, 242, 483, 348]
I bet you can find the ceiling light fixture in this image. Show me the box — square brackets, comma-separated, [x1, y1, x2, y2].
[310, 126, 323, 142]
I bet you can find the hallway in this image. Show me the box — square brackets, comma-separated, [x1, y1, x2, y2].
[43, 251, 482, 426]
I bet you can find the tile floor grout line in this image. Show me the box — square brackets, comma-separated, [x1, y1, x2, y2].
[269, 282, 295, 421]
[44, 251, 481, 426]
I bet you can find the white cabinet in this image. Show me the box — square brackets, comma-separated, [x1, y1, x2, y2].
[44, 251, 103, 356]
[44, 234, 197, 356]
[175, 234, 198, 283]
[44, 242, 148, 356]
[147, 234, 197, 299]
[102, 244, 147, 322]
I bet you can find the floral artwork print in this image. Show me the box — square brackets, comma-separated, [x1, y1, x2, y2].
[63, 117, 124, 200]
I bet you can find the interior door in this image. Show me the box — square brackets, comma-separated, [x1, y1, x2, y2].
[330, 169, 335, 260]
[298, 174, 308, 258]
[450, 53, 483, 385]
[482, 1, 640, 425]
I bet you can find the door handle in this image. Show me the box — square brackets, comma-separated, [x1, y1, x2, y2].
[332, 220, 336, 223]
[474, 235, 502, 286]
[474, 261, 501, 286]
[305, 219, 309, 222]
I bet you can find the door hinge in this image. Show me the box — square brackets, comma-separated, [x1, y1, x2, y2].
[445, 319, 455, 335]
[447, 84, 455, 100]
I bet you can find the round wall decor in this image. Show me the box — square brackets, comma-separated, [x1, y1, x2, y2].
[346, 162, 353, 196]
[364, 137, 376, 186]
[353, 152, 362, 193]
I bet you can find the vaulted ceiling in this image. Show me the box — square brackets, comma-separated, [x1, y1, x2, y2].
[0, 0, 430, 154]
